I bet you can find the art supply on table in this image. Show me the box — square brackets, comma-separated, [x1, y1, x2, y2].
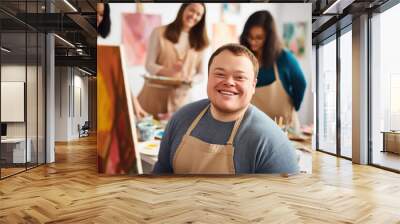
[137, 122, 156, 141]
[154, 130, 164, 140]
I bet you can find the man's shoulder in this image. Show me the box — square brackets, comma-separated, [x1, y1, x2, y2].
[245, 105, 275, 126]
[241, 105, 284, 139]
[237, 106, 293, 156]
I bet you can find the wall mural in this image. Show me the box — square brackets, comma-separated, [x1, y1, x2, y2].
[122, 13, 161, 66]
[211, 22, 237, 51]
[283, 22, 307, 58]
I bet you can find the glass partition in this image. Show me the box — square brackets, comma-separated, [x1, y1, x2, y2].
[371, 3, 400, 171]
[0, 0, 46, 179]
[317, 37, 337, 155]
[1, 30, 28, 177]
[339, 29, 352, 158]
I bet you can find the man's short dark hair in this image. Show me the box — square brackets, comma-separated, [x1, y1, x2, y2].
[208, 43, 259, 78]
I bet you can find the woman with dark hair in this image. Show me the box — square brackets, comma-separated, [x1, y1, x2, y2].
[240, 10, 306, 131]
[138, 3, 209, 119]
[97, 3, 111, 38]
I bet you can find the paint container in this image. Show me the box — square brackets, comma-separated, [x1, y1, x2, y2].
[137, 122, 156, 141]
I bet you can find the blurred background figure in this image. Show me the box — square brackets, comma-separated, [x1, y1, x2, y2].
[97, 2, 148, 119]
[240, 10, 307, 133]
[138, 3, 209, 119]
[97, 2, 111, 38]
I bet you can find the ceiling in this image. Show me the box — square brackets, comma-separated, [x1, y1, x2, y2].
[254, 0, 392, 42]
[0, 0, 97, 74]
[309, 0, 391, 43]
[0, 0, 395, 75]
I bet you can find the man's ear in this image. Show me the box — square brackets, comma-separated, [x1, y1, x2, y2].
[251, 78, 257, 94]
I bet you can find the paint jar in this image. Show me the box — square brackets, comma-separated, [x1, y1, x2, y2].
[140, 115, 153, 123]
[137, 122, 156, 141]
[157, 112, 172, 127]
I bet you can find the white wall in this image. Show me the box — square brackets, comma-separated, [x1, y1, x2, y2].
[54, 67, 89, 141]
[98, 3, 312, 125]
[1, 65, 26, 138]
[1, 64, 45, 163]
[55, 67, 69, 141]
[72, 73, 89, 137]
[1, 65, 39, 138]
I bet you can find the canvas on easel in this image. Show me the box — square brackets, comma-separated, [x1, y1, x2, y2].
[97, 45, 143, 174]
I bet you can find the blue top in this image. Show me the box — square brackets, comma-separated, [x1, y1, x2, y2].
[153, 99, 299, 174]
[257, 49, 307, 111]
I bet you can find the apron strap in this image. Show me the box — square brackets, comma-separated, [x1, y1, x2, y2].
[173, 44, 189, 62]
[184, 104, 210, 137]
[273, 63, 280, 81]
[184, 103, 245, 145]
[226, 109, 246, 145]
[273, 62, 291, 104]
[272, 62, 294, 125]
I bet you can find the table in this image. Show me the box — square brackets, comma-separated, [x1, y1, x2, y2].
[137, 138, 313, 174]
[1, 138, 31, 164]
[381, 131, 400, 154]
[138, 141, 159, 162]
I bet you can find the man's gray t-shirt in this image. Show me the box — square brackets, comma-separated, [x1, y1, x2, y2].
[153, 99, 299, 174]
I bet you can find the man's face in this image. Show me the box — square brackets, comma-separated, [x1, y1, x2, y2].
[207, 50, 257, 114]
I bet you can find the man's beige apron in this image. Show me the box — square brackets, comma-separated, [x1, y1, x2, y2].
[172, 105, 244, 174]
[251, 63, 300, 130]
[138, 26, 201, 119]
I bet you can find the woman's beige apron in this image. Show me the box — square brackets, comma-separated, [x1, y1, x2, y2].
[138, 27, 201, 119]
[251, 63, 300, 130]
[172, 105, 244, 174]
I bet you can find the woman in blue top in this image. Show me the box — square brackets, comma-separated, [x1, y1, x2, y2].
[240, 10, 306, 131]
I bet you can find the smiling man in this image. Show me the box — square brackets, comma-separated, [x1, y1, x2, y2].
[153, 44, 299, 174]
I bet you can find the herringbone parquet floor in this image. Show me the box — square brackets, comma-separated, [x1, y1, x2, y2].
[1, 135, 400, 223]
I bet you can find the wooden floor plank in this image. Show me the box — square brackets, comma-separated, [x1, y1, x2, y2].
[0, 135, 399, 223]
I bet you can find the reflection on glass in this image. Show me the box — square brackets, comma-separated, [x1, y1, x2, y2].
[390, 75, 400, 130]
[0, 1, 47, 179]
[38, 33, 46, 165]
[340, 30, 352, 158]
[318, 38, 337, 154]
[371, 3, 400, 171]
[27, 31, 38, 169]
[1, 32, 27, 177]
